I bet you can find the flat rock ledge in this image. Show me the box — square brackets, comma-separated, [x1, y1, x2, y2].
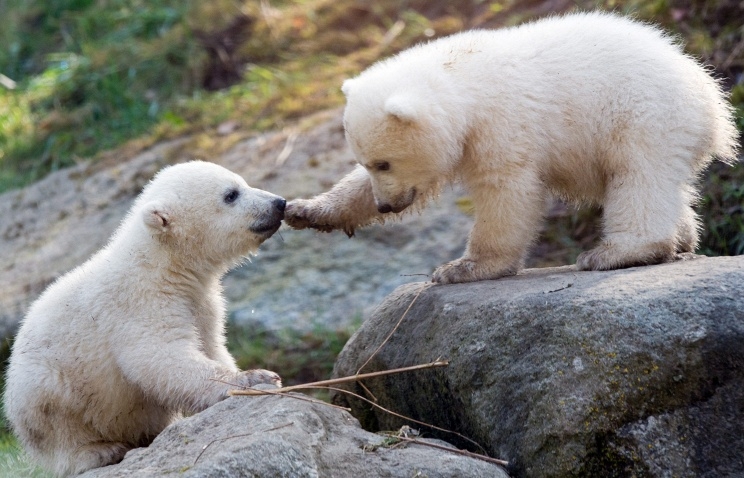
[79, 393, 508, 477]
[331, 255, 744, 478]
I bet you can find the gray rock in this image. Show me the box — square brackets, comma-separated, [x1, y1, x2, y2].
[330, 255, 744, 477]
[79, 393, 508, 478]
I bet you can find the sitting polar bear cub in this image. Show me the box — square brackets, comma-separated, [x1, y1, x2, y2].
[4, 161, 285, 476]
[286, 12, 739, 284]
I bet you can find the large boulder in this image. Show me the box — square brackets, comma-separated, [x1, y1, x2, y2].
[331, 255, 744, 477]
[79, 393, 508, 477]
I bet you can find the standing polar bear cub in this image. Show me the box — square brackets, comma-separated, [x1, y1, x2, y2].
[286, 12, 739, 284]
[4, 161, 285, 476]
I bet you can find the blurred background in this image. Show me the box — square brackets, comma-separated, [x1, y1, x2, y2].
[0, 0, 742, 474]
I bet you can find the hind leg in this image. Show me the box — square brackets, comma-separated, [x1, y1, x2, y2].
[676, 203, 700, 253]
[8, 401, 128, 476]
[56, 441, 131, 476]
[576, 172, 683, 271]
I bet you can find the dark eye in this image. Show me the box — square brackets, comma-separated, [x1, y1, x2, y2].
[223, 189, 240, 204]
[374, 161, 390, 171]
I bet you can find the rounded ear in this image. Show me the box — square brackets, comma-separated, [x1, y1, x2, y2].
[341, 78, 356, 97]
[384, 94, 419, 123]
[142, 201, 172, 233]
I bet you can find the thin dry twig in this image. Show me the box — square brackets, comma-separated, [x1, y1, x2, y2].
[275, 129, 298, 166]
[209, 377, 242, 387]
[253, 383, 495, 460]
[194, 422, 294, 465]
[235, 386, 352, 412]
[546, 283, 573, 293]
[357, 380, 377, 403]
[211, 377, 350, 411]
[357, 282, 432, 374]
[229, 360, 449, 396]
[722, 37, 744, 71]
[383, 433, 509, 467]
[379, 19, 405, 51]
[320, 385, 489, 456]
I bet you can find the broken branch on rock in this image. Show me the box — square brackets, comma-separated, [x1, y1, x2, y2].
[228, 360, 449, 396]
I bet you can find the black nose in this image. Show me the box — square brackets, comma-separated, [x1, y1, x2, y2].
[377, 203, 393, 214]
[273, 198, 286, 213]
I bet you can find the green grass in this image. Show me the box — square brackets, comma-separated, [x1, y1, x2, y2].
[0, 0, 442, 193]
[0, 435, 50, 478]
[0, 338, 51, 477]
[0, 0, 200, 191]
[698, 161, 744, 256]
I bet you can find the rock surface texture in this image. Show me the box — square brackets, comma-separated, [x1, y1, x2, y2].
[331, 255, 744, 478]
[78, 393, 508, 478]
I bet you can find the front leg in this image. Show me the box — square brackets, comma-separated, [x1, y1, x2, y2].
[285, 165, 385, 237]
[117, 338, 280, 413]
[432, 176, 546, 284]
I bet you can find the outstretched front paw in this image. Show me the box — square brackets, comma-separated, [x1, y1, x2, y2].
[285, 199, 320, 229]
[285, 199, 355, 236]
[285, 200, 337, 233]
[236, 369, 282, 389]
[576, 242, 674, 271]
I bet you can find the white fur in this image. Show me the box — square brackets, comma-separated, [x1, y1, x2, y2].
[4, 161, 285, 476]
[286, 12, 739, 283]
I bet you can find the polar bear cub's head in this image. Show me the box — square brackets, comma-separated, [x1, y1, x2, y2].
[130, 160, 285, 266]
[341, 65, 468, 214]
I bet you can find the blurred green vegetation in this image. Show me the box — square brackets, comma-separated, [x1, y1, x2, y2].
[0, 437, 50, 478]
[698, 162, 744, 255]
[0, 0, 443, 191]
[0, 0, 199, 189]
[0, 338, 50, 477]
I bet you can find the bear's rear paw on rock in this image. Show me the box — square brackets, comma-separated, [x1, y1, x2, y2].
[432, 258, 517, 284]
[235, 369, 282, 389]
[69, 441, 130, 475]
[576, 242, 675, 271]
